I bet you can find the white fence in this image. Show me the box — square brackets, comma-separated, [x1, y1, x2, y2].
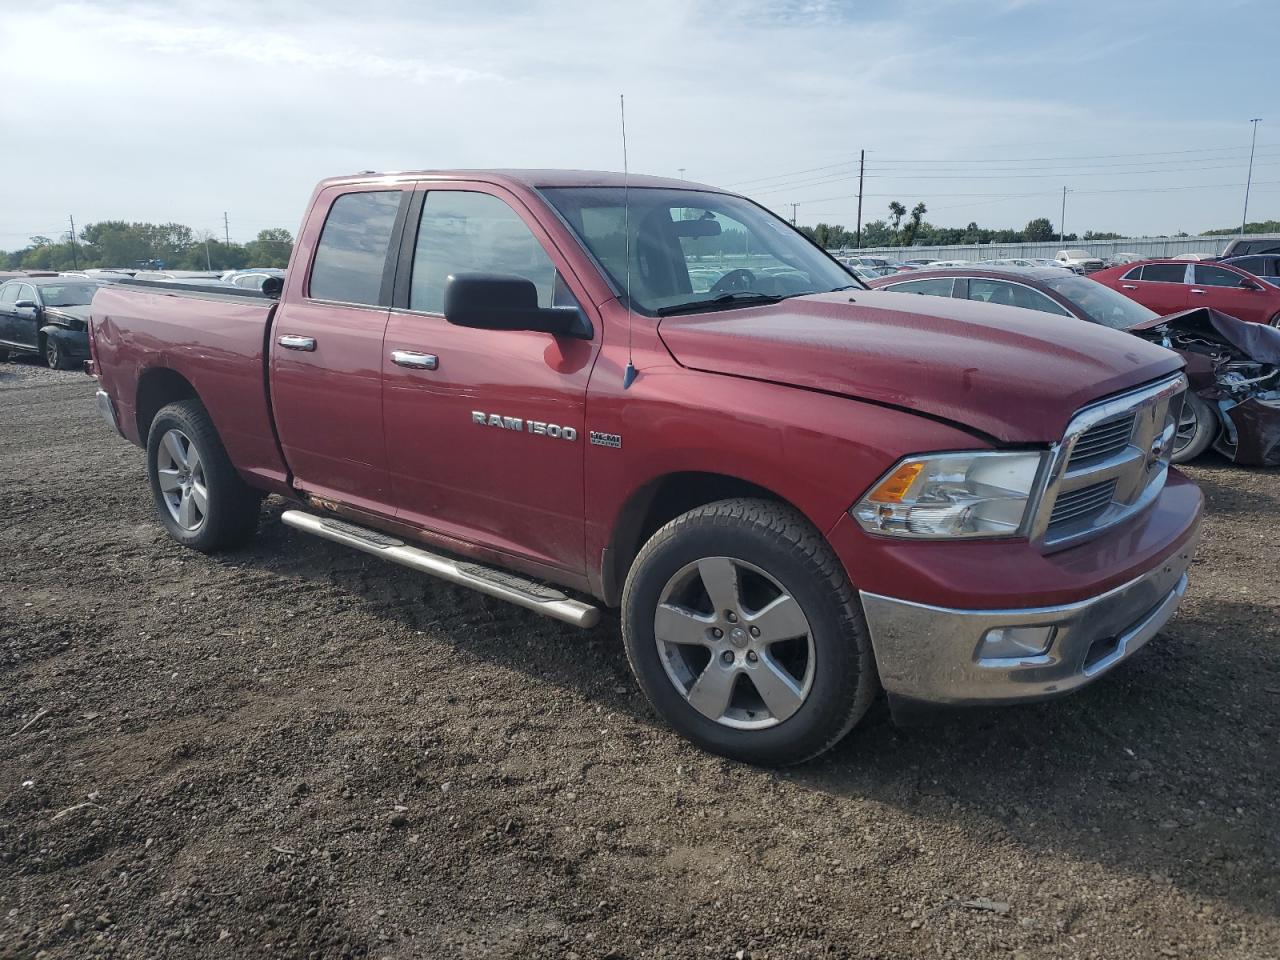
[838, 233, 1280, 262]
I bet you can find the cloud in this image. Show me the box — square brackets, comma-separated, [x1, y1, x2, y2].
[0, 0, 1272, 241]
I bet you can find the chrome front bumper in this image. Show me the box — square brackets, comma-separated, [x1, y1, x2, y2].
[95, 389, 121, 436]
[859, 533, 1198, 705]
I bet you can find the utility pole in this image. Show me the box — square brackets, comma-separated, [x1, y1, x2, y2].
[205, 238, 212, 270]
[1242, 118, 1263, 237]
[1059, 186, 1068, 244]
[791, 202, 798, 226]
[223, 211, 231, 246]
[67, 215, 79, 270]
[854, 149, 865, 248]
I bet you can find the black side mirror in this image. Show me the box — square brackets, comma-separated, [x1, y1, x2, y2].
[1240, 278, 1263, 291]
[443, 274, 591, 339]
[13, 299, 37, 310]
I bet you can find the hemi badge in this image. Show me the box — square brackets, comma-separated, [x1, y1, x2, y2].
[590, 431, 622, 449]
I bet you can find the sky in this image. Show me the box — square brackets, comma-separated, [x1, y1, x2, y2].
[0, 0, 1275, 249]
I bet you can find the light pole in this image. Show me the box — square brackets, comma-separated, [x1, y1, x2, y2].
[677, 167, 686, 180]
[1242, 118, 1263, 237]
[1059, 186, 1068, 245]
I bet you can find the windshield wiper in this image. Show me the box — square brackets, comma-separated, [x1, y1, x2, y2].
[656, 292, 785, 316]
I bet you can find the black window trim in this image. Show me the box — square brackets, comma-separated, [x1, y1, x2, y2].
[303, 187, 413, 310]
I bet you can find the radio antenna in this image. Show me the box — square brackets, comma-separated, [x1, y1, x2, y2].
[620, 94, 637, 389]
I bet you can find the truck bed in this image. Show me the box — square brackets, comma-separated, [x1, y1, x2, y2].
[91, 280, 292, 493]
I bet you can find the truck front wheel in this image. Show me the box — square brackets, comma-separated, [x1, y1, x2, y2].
[622, 499, 878, 766]
[146, 400, 262, 552]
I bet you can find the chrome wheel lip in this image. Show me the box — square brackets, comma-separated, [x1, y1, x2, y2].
[654, 556, 815, 731]
[156, 428, 208, 532]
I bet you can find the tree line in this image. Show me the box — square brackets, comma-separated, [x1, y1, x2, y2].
[1, 221, 294, 272]
[795, 201, 1280, 250]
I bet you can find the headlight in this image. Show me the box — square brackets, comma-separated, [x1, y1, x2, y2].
[852, 451, 1047, 539]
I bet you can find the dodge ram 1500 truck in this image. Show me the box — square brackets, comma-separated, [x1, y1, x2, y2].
[89, 170, 1202, 765]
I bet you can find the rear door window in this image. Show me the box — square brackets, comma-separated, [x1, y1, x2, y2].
[882, 277, 955, 298]
[0, 284, 17, 308]
[1139, 263, 1188, 283]
[308, 191, 403, 305]
[1194, 264, 1247, 287]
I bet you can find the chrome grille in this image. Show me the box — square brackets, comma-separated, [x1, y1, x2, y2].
[1048, 478, 1118, 531]
[1067, 415, 1136, 468]
[1034, 374, 1187, 550]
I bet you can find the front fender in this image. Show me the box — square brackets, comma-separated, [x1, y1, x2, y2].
[40, 324, 89, 355]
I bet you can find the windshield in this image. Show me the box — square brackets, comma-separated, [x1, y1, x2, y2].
[1043, 274, 1158, 329]
[38, 282, 99, 307]
[540, 187, 861, 314]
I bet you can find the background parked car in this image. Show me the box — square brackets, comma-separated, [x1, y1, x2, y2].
[1055, 249, 1105, 274]
[1221, 237, 1280, 258]
[222, 268, 285, 291]
[867, 265, 1280, 464]
[1091, 259, 1280, 326]
[133, 270, 224, 282]
[979, 258, 1038, 267]
[0, 276, 102, 368]
[1103, 252, 1144, 268]
[1222, 254, 1280, 285]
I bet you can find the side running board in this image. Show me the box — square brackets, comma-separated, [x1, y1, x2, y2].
[280, 510, 602, 629]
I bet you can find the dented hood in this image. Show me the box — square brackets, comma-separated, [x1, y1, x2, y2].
[657, 289, 1182, 443]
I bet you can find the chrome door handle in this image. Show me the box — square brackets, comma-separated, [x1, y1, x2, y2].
[1190, 289, 1206, 295]
[278, 335, 316, 351]
[1121, 284, 1138, 290]
[391, 349, 438, 370]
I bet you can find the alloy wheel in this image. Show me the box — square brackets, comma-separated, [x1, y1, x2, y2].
[654, 556, 815, 729]
[155, 428, 208, 531]
[1173, 401, 1200, 455]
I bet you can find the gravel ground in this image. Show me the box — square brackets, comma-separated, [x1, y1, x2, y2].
[1, 360, 1277, 960]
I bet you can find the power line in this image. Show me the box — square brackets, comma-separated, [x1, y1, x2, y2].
[746, 159, 1280, 197]
[720, 143, 1280, 192]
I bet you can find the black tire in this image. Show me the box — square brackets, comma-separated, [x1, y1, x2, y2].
[621, 498, 878, 766]
[1171, 392, 1216, 463]
[145, 399, 262, 552]
[45, 337, 72, 370]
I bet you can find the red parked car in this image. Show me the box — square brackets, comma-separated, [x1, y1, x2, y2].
[88, 170, 1201, 764]
[1091, 259, 1280, 326]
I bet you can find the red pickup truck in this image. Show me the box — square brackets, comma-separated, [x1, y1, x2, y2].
[89, 170, 1202, 764]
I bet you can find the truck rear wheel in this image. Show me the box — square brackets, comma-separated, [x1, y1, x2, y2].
[146, 399, 262, 552]
[621, 499, 878, 766]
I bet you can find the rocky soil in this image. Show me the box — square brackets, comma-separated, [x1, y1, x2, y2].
[1, 360, 1277, 959]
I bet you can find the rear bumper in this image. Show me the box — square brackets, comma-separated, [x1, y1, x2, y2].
[859, 524, 1198, 705]
[95, 389, 123, 437]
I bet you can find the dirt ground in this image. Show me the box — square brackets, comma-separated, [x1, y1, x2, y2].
[1, 360, 1277, 960]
